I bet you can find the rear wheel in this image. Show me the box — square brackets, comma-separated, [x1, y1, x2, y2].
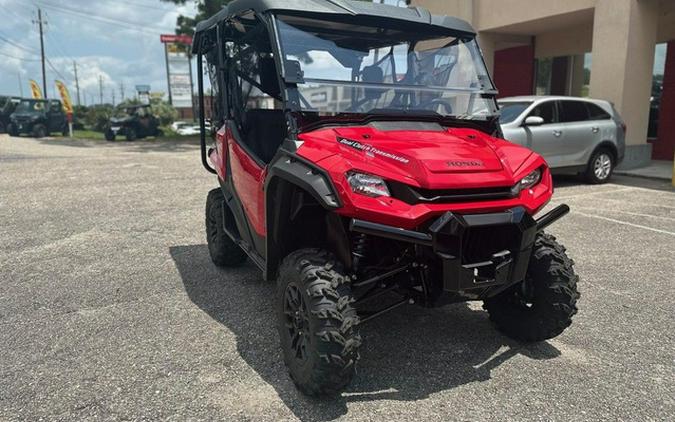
[32, 124, 47, 138]
[205, 188, 247, 267]
[585, 148, 614, 184]
[483, 233, 580, 342]
[277, 249, 360, 396]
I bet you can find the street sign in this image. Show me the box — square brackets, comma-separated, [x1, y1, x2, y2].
[160, 34, 192, 45]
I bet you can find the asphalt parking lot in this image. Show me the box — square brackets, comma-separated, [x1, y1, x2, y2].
[1, 134, 674, 421]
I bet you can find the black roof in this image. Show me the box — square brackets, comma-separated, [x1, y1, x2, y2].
[192, 0, 475, 52]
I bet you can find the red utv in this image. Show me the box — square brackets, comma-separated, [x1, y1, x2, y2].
[192, 0, 579, 396]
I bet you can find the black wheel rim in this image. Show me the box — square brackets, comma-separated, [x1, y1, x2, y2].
[283, 284, 310, 361]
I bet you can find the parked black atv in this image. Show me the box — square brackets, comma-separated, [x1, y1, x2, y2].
[7, 98, 68, 138]
[104, 104, 162, 141]
[0, 96, 20, 133]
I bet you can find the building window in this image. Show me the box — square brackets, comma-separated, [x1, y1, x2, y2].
[649, 43, 668, 138]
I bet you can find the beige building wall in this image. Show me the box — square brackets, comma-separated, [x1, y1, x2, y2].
[589, 0, 659, 150]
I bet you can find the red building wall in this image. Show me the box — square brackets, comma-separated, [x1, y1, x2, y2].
[493, 45, 535, 98]
[653, 41, 675, 161]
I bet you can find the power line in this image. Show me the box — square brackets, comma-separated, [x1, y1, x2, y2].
[0, 50, 41, 61]
[36, 1, 171, 35]
[0, 32, 38, 54]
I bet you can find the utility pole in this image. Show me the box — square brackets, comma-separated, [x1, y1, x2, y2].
[111, 88, 115, 107]
[34, 8, 47, 99]
[99, 75, 103, 105]
[120, 82, 125, 101]
[73, 61, 81, 106]
[17, 73, 24, 97]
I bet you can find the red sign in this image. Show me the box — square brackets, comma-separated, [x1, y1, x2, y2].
[160, 34, 192, 45]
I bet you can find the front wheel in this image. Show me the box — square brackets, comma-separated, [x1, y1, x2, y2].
[483, 233, 580, 342]
[7, 123, 18, 137]
[125, 127, 137, 142]
[32, 124, 47, 138]
[104, 130, 116, 142]
[205, 188, 247, 267]
[276, 249, 361, 396]
[585, 149, 614, 184]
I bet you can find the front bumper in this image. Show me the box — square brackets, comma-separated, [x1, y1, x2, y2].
[350, 204, 569, 295]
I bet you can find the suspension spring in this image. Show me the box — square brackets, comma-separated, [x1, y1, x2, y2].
[351, 233, 368, 272]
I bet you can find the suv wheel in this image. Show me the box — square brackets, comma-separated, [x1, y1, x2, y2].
[277, 249, 361, 396]
[483, 233, 580, 342]
[585, 148, 614, 184]
[205, 188, 247, 267]
[125, 127, 137, 142]
[32, 124, 47, 138]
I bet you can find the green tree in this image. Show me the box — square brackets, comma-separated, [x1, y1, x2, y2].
[160, 0, 233, 36]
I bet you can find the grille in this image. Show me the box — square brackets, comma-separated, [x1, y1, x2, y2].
[389, 181, 515, 205]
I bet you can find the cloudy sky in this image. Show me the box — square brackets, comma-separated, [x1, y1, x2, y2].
[0, 0, 196, 104]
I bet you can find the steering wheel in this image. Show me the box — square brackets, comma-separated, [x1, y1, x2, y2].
[418, 98, 454, 114]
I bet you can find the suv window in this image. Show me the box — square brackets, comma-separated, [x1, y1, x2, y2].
[528, 101, 556, 124]
[585, 103, 611, 120]
[558, 100, 589, 123]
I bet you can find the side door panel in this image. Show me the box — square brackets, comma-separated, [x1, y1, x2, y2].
[227, 123, 267, 237]
[557, 101, 595, 167]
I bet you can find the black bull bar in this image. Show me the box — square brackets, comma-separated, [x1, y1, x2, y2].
[349, 205, 569, 294]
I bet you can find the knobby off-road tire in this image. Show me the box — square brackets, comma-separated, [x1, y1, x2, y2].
[276, 249, 361, 396]
[105, 130, 116, 141]
[484, 233, 580, 342]
[205, 188, 247, 267]
[125, 127, 137, 142]
[7, 123, 18, 137]
[32, 124, 47, 138]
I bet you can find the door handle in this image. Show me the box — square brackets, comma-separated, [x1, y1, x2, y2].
[591, 127, 599, 133]
[553, 130, 562, 137]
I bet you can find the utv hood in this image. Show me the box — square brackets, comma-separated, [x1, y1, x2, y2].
[109, 116, 133, 124]
[297, 122, 535, 189]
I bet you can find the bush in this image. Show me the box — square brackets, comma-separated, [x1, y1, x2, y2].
[149, 99, 178, 126]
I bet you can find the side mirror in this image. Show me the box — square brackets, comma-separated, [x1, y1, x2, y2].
[524, 116, 544, 126]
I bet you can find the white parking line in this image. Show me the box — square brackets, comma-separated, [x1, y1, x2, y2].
[572, 206, 675, 221]
[572, 211, 675, 236]
[553, 187, 635, 200]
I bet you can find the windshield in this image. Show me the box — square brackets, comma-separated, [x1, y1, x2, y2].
[498, 101, 532, 124]
[275, 15, 497, 119]
[14, 99, 45, 114]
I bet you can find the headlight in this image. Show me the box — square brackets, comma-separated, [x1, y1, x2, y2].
[346, 171, 390, 198]
[512, 168, 542, 195]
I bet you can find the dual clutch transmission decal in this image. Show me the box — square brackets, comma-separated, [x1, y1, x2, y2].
[337, 137, 410, 164]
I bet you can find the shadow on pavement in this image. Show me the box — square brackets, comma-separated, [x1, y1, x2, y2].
[170, 244, 560, 421]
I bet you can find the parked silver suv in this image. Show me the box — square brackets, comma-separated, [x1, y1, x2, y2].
[499, 96, 626, 183]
